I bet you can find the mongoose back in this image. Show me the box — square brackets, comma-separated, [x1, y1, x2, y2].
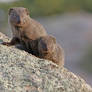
[38, 35, 64, 67]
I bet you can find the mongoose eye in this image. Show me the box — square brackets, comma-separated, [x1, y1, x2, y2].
[40, 41, 47, 51]
[10, 12, 17, 18]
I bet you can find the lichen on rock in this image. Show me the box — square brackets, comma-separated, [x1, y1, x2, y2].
[0, 32, 92, 92]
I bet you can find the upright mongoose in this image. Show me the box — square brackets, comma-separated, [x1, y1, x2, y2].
[2, 7, 47, 55]
[38, 35, 64, 67]
[2, 7, 64, 67]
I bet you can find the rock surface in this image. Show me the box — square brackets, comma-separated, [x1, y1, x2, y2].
[0, 32, 92, 92]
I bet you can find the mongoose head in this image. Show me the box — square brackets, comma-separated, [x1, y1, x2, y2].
[38, 35, 56, 55]
[8, 7, 30, 27]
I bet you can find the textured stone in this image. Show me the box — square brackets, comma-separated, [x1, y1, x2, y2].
[0, 32, 92, 92]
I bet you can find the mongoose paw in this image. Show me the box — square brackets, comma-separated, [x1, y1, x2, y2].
[2, 42, 12, 46]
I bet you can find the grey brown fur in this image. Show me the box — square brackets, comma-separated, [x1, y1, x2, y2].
[2, 7, 64, 67]
[38, 35, 64, 67]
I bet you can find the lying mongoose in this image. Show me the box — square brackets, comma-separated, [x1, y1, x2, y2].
[2, 7, 47, 55]
[38, 35, 64, 67]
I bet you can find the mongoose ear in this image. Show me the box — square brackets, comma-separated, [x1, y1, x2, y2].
[25, 8, 30, 15]
[9, 8, 13, 15]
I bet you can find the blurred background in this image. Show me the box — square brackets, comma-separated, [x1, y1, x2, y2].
[0, 0, 92, 86]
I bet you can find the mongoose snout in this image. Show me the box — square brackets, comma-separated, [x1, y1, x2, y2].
[16, 16, 21, 24]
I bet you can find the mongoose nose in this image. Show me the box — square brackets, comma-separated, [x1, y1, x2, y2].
[17, 16, 21, 24]
[17, 19, 21, 24]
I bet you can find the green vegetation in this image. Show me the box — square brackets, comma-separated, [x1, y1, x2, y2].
[82, 0, 92, 12]
[0, 0, 65, 17]
[0, 0, 89, 17]
[0, 0, 92, 17]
